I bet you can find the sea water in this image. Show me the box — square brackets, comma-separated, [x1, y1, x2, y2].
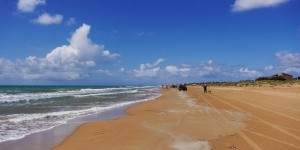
[0, 86, 161, 143]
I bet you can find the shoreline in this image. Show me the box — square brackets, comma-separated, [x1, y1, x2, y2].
[0, 99, 149, 150]
[53, 86, 300, 150]
[0, 86, 161, 150]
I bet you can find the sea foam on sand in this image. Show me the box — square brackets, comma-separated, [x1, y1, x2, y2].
[171, 139, 210, 150]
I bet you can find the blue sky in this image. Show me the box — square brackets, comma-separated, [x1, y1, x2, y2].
[0, 0, 300, 85]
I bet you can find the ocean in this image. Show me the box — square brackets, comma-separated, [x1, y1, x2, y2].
[0, 86, 161, 144]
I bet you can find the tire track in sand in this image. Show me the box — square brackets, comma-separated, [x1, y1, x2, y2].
[189, 91, 263, 150]
[217, 93, 300, 122]
[267, 103, 300, 112]
[245, 130, 300, 149]
[208, 94, 300, 142]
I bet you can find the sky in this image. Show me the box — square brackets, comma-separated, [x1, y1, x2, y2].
[0, 0, 300, 85]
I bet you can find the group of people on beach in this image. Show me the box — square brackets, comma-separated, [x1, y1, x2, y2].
[162, 83, 210, 94]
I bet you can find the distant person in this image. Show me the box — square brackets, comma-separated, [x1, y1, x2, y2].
[203, 84, 207, 93]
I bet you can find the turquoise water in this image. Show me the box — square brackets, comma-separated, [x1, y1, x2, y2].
[0, 86, 161, 143]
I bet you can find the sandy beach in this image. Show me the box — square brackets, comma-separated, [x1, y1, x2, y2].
[53, 86, 300, 150]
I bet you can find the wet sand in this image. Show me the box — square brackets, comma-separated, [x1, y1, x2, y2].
[53, 86, 300, 150]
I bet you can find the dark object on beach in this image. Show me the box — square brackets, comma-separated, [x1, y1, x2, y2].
[178, 84, 187, 91]
[203, 84, 207, 93]
[171, 84, 176, 88]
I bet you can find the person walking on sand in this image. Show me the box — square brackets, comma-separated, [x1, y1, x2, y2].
[203, 84, 207, 93]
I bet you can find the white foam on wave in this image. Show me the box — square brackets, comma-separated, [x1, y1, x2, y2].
[125, 86, 157, 89]
[78, 87, 133, 93]
[73, 90, 139, 98]
[0, 87, 141, 103]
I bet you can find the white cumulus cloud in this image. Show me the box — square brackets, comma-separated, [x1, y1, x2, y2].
[239, 67, 262, 78]
[264, 65, 274, 71]
[164, 60, 221, 79]
[18, 0, 46, 12]
[0, 24, 119, 81]
[102, 50, 119, 60]
[284, 67, 300, 74]
[165, 65, 191, 77]
[195, 60, 221, 77]
[275, 51, 300, 66]
[66, 17, 76, 26]
[153, 58, 165, 67]
[46, 23, 118, 69]
[232, 0, 289, 12]
[97, 69, 113, 76]
[275, 51, 300, 75]
[133, 58, 164, 78]
[165, 66, 178, 74]
[134, 66, 160, 78]
[33, 13, 63, 25]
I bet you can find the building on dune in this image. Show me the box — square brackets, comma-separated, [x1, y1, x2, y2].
[272, 72, 293, 80]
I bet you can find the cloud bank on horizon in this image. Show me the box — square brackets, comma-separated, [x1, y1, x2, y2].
[0, 0, 299, 85]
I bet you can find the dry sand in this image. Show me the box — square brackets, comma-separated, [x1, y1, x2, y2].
[53, 86, 300, 150]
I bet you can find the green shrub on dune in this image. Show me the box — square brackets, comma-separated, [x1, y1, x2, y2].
[186, 78, 300, 87]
